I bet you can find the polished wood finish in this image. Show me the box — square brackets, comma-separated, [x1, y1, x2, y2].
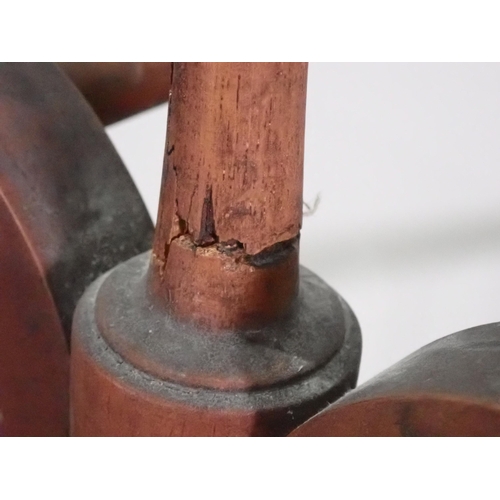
[0, 63, 153, 436]
[60, 62, 172, 125]
[291, 323, 500, 437]
[0, 189, 68, 436]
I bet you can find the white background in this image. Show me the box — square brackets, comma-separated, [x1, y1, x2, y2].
[107, 63, 500, 384]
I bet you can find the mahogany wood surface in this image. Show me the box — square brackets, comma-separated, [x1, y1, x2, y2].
[151, 62, 306, 331]
[71, 62, 362, 436]
[291, 323, 500, 436]
[0, 62, 153, 435]
[60, 62, 172, 125]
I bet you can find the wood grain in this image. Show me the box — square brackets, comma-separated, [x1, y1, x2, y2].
[154, 62, 307, 258]
[150, 63, 307, 330]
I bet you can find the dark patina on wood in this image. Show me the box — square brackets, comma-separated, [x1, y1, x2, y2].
[291, 323, 500, 437]
[70, 62, 362, 436]
[59, 62, 172, 125]
[0, 63, 153, 436]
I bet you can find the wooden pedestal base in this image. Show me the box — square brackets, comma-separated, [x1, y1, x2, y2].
[70, 252, 362, 436]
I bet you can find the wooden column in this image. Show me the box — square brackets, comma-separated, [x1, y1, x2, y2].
[150, 62, 306, 330]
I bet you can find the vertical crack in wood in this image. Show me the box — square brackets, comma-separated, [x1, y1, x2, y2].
[195, 185, 217, 246]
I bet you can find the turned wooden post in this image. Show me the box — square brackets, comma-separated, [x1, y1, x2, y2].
[150, 62, 305, 331]
[70, 62, 361, 436]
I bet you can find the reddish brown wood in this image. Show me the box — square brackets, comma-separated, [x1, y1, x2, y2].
[71, 313, 331, 437]
[0, 189, 68, 436]
[290, 323, 500, 437]
[151, 62, 306, 330]
[154, 62, 305, 255]
[60, 62, 172, 125]
[71, 258, 361, 436]
[0, 63, 153, 436]
[149, 236, 298, 331]
[70, 62, 362, 437]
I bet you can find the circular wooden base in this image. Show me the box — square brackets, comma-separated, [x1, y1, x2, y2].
[70, 252, 362, 436]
